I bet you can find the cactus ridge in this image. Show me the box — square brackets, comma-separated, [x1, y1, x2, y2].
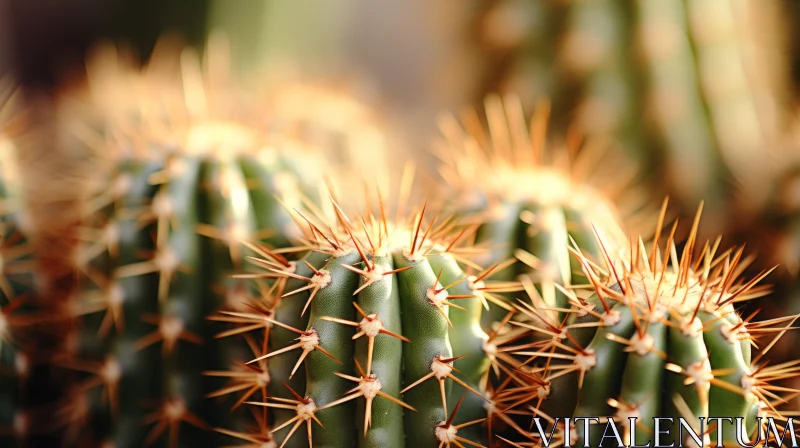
[492, 201, 800, 447]
[217, 189, 535, 448]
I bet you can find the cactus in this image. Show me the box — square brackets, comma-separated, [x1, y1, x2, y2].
[475, 0, 793, 235]
[492, 203, 800, 447]
[62, 149, 262, 447]
[53, 40, 393, 447]
[433, 94, 644, 328]
[216, 188, 527, 448]
[76, 36, 395, 245]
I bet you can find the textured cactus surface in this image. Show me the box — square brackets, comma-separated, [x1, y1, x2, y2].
[0, 172, 27, 446]
[65, 147, 288, 447]
[493, 204, 800, 447]
[434, 94, 639, 329]
[217, 192, 530, 448]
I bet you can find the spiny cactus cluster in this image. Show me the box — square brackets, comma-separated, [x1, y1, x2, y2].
[214, 198, 800, 447]
[491, 204, 800, 447]
[204, 96, 800, 448]
[223, 191, 515, 447]
[432, 94, 646, 327]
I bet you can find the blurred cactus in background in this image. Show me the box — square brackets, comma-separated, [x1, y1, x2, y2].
[474, 0, 794, 238]
[206, 0, 351, 76]
[42, 36, 400, 447]
[0, 81, 86, 447]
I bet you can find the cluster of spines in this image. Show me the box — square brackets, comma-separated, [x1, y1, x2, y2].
[53, 148, 295, 447]
[484, 203, 800, 447]
[205, 191, 574, 448]
[0, 210, 36, 446]
[433, 94, 641, 334]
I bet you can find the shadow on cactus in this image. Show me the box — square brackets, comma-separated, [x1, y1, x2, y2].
[492, 202, 800, 447]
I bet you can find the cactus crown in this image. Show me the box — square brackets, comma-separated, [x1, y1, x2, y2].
[434, 94, 639, 222]
[574, 203, 773, 318]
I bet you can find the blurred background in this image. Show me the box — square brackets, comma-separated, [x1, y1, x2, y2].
[9, 0, 800, 256]
[4, 0, 800, 163]
[6, 0, 800, 219]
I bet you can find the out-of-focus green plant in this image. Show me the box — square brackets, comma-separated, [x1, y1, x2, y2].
[474, 0, 794, 237]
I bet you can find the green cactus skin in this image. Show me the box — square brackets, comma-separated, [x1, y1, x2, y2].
[234, 198, 521, 448]
[495, 208, 800, 447]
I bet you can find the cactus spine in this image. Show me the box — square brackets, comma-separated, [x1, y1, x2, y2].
[57, 40, 392, 447]
[217, 189, 528, 448]
[493, 203, 800, 447]
[0, 87, 43, 445]
[434, 94, 641, 328]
